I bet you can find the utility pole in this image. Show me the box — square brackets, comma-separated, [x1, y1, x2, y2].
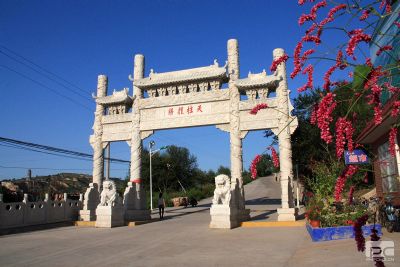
[149, 141, 155, 211]
[105, 143, 110, 181]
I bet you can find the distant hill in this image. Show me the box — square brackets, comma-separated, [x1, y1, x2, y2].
[0, 173, 126, 202]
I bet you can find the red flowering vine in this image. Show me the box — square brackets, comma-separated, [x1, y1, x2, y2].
[298, 0, 327, 25]
[346, 29, 371, 59]
[391, 101, 400, 117]
[249, 103, 268, 115]
[250, 154, 262, 179]
[353, 214, 369, 252]
[298, 64, 314, 92]
[335, 117, 354, 159]
[389, 127, 397, 157]
[315, 92, 337, 144]
[334, 165, 358, 202]
[359, 9, 370, 21]
[376, 45, 393, 56]
[270, 54, 289, 72]
[269, 146, 280, 168]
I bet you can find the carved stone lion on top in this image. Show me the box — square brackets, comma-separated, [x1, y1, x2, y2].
[99, 180, 121, 207]
[212, 174, 231, 205]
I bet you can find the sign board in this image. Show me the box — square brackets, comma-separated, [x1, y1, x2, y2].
[344, 149, 369, 165]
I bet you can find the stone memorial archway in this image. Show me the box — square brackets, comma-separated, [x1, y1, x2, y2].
[84, 39, 298, 228]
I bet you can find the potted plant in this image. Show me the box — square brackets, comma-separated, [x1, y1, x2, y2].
[307, 208, 321, 227]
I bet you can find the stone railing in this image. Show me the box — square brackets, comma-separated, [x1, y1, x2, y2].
[0, 193, 82, 230]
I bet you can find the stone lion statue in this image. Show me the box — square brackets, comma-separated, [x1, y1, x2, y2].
[212, 174, 231, 205]
[99, 180, 121, 207]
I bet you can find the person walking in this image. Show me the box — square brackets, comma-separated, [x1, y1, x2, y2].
[158, 192, 166, 220]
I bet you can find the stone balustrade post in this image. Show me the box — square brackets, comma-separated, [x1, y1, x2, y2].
[63, 193, 68, 201]
[45, 193, 49, 202]
[79, 193, 83, 202]
[0, 193, 3, 202]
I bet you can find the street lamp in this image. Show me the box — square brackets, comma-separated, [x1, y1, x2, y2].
[149, 141, 155, 211]
[148, 141, 168, 211]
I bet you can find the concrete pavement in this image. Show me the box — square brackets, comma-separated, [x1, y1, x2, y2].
[0, 176, 399, 267]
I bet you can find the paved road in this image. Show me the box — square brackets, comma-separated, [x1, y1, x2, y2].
[1, 176, 399, 267]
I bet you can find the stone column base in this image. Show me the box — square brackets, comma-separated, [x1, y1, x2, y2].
[210, 205, 248, 229]
[79, 209, 96, 221]
[277, 208, 298, 221]
[95, 206, 125, 228]
[125, 209, 151, 221]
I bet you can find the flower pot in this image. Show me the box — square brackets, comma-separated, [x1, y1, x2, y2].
[310, 220, 320, 228]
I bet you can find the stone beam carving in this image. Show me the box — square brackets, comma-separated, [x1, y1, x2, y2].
[235, 70, 281, 101]
[139, 90, 229, 109]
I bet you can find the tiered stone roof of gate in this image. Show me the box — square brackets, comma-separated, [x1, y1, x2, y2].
[235, 70, 281, 89]
[95, 88, 133, 105]
[134, 61, 228, 88]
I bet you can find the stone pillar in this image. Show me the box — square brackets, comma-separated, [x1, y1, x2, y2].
[274, 48, 297, 221]
[228, 39, 245, 210]
[92, 75, 107, 191]
[210, 39, 249, 229]
[126, 54, 150, 220]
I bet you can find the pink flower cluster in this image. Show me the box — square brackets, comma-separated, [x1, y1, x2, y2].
[353, 214, 369, 252]
[269, 147, 280, 168]
[298, 65, 314, 92]
[359, 9, 370, 21]
[335, 117, 355, 159]
[323, 50, 346, 91]
[364, 66, 387, 125]
[312, 93, 337, 144]
[298, 0, 327, 26]
[270, 54, 289, 72]
[319, 4, 347, 27]
[395, 22, 400, 28]
[389, 127, 397, 157]
[385, 82, 400, 94]
[249, 103, 268, 115]
[334, 165, 358, 202]
[376, 45, 393, 56]
[250, 155, 262, 180]
[380, 0, 392, 14]
[346, 29, 371, 59]
[391, 101, 400, 117]
[292, 3, 347, 91]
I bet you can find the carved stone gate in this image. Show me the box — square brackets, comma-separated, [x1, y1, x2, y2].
[88, 39, 298, 228]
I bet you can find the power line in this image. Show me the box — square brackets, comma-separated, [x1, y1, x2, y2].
[0, 165, 127, 171]
[0, 65, 92, 112]
[0, 136, 130, 164]
[0, 49, 92, 102]
[0, 44, 91, 97]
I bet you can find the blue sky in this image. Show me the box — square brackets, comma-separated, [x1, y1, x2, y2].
[0, 1, 352, 180]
